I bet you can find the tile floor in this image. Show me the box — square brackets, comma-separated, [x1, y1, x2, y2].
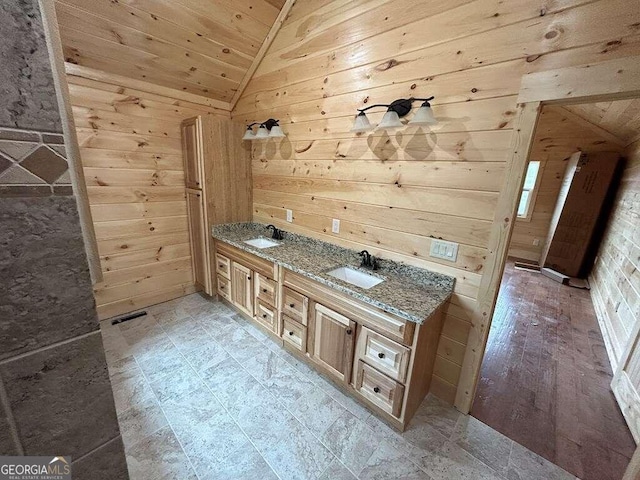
[101, 293, 579, 480]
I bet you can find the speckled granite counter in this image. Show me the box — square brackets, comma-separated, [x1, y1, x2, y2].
[212, 223, 455, 324]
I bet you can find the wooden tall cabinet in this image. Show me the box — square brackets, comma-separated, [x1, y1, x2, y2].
[181, 115, 252, 296]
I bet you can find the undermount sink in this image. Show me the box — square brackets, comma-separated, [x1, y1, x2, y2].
[243, 237, 281, 249]
[326, 266, 383, 289]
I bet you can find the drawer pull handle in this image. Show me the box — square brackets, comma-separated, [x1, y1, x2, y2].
[346, 328, 352, 335]
[378, 352, 385, 359]
[289, 303, 295, 308]
[262, 314, 267, 319]
[373, 387, 380, 393]
[263, 288, 268, 293]
[288, 331, 294, 336]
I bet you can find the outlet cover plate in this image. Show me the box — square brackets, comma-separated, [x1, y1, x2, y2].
[332, 218, 340, 233]
[286, 209, 293, 222]
[429, 239, 459, 262]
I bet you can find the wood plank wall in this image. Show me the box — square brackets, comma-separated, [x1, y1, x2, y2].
[232, 0, 640, 403]
[509, 106, 625, 262]
[67, 74, 228, 319]
[591, 139, 640, 368]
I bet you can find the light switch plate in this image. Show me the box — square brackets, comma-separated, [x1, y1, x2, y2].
[332, 219, 340, 233]
[430, 239, 459, 262]
[286, 209, 293, 222]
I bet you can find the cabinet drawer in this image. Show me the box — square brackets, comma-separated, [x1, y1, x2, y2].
[255, 300, 277, 333]
[357, 326, 410, 383]
[282, 315, 307, 352]
[217, 274, 230, 301]
[282, 287, 308, 325]
[355, 360, 405, 418]
[255, 274, 277, 307]
[215, 253, 231, 279]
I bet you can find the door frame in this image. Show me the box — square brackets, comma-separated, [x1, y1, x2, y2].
[455, 55, 640, 409]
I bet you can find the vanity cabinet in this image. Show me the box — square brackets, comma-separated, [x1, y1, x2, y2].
[230, 262, 253, 317]
[308, 303, 356, 384]
[212, 239, 445, 432]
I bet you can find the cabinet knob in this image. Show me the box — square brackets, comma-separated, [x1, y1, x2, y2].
[378, 352, 385, 359]
[262, 314, 267, 319]
[289, 303, 295, 308]
[247, 276, 251, 280]
[220, 285, 225, 289]
[373, 387, 380, 393]
[288, 331, 294, 336]
[263, 288, 268, 293]
[346, 328, 352, 335]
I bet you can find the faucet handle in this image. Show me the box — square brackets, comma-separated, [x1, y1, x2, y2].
[371, 256, 379, 271]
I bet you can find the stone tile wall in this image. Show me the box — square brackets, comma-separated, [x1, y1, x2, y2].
[0, 0, 129, 477]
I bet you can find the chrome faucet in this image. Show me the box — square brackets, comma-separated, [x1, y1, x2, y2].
[266, 224, 284, 240]
[359, 250, 379, 270]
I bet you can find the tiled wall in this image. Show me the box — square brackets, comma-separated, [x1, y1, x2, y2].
[0, 0, 128, 477]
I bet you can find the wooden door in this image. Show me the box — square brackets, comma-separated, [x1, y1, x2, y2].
[186, 189, 211, 293]
[231, 262, 253, 317]
[612, 326, 640, 443]
[309, 303, 356, 384]
[181, 117, 203, 190]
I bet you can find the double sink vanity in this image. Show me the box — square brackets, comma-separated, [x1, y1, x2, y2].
[212, 223, 454, 430]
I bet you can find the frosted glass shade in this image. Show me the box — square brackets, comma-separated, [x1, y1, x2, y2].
[409, 105, 437, 125]
[351, 112, 374, 132]
[269, 125, 286, 138]
[242, 128, 255, 140]
[255, 125, 269, 139]
[378, 110, 403, 130]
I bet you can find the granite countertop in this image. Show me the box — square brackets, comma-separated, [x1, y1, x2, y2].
[212, 223, 455, 324]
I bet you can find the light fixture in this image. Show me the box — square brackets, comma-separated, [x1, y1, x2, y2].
[269, 124, 285, 138]
[351, 96, 436, 132]
[242, 126, 256, 140]
[409, 100, 437, 125]
[242, 118, 286, 141]
[350, 111, 374, 132]
[378, 110, 403, 130]
[255, 125, 269, 139]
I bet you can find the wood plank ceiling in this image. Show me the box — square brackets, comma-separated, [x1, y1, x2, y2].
[563, 98, 640, 145]
[54, 0, 286, 104]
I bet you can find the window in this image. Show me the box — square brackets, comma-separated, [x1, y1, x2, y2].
[517, 161, 541, 220]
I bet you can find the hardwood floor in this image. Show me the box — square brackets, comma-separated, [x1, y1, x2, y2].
[472, 260, 636, 480]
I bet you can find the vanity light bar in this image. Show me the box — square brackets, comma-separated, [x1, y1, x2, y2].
[351, 96, 437, 132]
[243, 118, 286, 141]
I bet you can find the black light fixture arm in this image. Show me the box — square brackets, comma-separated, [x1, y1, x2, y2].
[356, 96, 435, 117]
[246, 118, 281, 131]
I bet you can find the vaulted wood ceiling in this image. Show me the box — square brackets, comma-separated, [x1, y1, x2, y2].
[54, 0, 286, 104]
[563, 98, 640, 146]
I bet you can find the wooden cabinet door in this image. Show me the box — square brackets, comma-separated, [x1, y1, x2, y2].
[230, 262, 253, 317]
[309, 303, 356, 384]
[186, 189, 211, 294]
[181, 117, 203, 190]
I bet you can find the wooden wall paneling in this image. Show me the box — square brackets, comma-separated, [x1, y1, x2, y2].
[508, 106, 626, 261]
[253, 189, 492, 248]
[55, 0, 289, 103]
[230, 0, 298, 108]
[590, 139, 640, 371]
[69, 74, 226, 319]
[233, 0, 640, 412]
[238, 0, 640, 108]
[65, 64, 231, 112]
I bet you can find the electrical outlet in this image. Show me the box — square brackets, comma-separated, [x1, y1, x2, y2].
[286, 209, 293, 222]
[332, 219, 340, 234]
[533, 238, 540, 246]
[429, 239, 459, 262]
